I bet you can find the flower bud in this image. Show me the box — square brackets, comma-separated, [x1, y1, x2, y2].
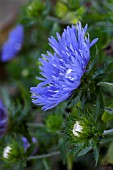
[46, 114, 63, 133]
[27, 0, 44, 18]
[64, 111, 105, 159]
[2, 140, 25, 165]
[0, 100, 8, 137]
[72, 121, 83, 137]
[3, 146, 12, 159]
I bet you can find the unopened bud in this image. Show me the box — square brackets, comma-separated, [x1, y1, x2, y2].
[72, 121, 83, 137]
[3, 146, 12, 159]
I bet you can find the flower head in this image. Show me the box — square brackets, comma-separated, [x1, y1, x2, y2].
[0, 100, 8, 137]
[1, 24, 24, 62]
[30, 22, 98, 111]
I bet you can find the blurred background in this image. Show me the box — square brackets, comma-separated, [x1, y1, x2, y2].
[0, 0, 27, 44]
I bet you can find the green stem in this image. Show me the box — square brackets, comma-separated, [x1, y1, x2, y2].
[27, 123, 44, 128]
[103, 129, 113, 135]
[27, 151, 60, 161]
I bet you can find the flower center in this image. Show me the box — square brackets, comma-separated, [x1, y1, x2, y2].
[65, 69, 74, 81]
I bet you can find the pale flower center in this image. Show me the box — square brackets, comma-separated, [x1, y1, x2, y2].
[65, 69, 74, 81]
[72, 121, 83, 137]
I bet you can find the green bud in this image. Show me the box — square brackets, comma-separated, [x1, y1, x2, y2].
[27, 0, 44, 18]
[2, 140, 26, 169]
[21, 69, 29, 77]
[46, 114, 63, 133]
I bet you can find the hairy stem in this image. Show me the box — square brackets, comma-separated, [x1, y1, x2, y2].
[27, 123, 45, 127]
[27, 151, 60, 161]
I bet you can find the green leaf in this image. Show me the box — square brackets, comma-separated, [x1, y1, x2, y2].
[105, 70, 113, 81]
[105, 107, 113, 114]
[43, 0, 51, 15]
[43, 159, 51, 170]
[93, 145, 99, 166]
[58, 138, 67, 164]
[102, 106, 113, 122]
[105, 62, 113, 73]
[67, 93, 80, 108]
[95, 95, 101, 120]
[98, 82, 113, 88]
[102, 140, 113, 165]
[77, 146, 92, 157]
[68, 0, 80, 9]
[87, 48, 98, 73]
[95, 93, 104, 121]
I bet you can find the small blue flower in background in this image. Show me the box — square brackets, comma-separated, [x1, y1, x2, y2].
[30, 22, 98, 111]
[22, 136, 38, 155]
[0, 100, 8, 137]
[1, 24, 24, 62]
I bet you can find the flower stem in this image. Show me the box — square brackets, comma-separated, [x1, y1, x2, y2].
[103, 129, 113, 135]
[27, 151, 60, 161]
[27, 123, 44, 128]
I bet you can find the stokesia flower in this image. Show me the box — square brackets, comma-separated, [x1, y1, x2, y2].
[30, 22, 98, 111]
[0, 100, 8, 137]
[1, 24, 24, 62]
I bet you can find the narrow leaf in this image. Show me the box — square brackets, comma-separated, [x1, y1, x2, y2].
[77, 146, 92, 157]
[98, 82, 113, 88]
[93, 145, 99, 166]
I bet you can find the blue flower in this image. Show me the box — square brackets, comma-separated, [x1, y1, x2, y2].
[30, 22, 98, 111]
[1, 24, 24, 62]
[0, 100, 8, 137]
[21, 136, 38, 155]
